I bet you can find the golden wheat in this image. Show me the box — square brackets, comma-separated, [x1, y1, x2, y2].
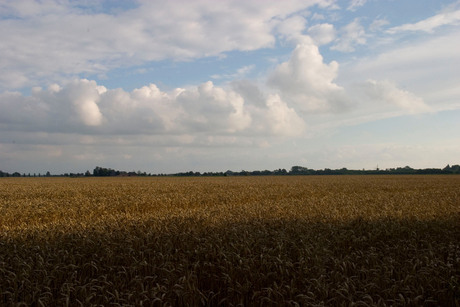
[0, 175, 459, 305]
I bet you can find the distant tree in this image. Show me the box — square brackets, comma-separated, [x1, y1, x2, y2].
[85, 170, 91, 176]
[290, 166, 313, 175]
[93, 166, 102, 176]
[290, 166, 305, 174]
[93, 166, 118, 176]
[274, 168, 287, 175]
[46, 171, 51, 177]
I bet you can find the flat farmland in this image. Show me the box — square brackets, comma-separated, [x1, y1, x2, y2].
[0, 175, 459, 306]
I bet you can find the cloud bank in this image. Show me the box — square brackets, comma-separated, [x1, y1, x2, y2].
[1, 37, 430, 144]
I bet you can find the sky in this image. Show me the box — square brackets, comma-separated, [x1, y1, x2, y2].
[1, 0, 459, 174]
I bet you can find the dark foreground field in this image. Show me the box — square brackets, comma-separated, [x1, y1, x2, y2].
[0, 176, 459, 306]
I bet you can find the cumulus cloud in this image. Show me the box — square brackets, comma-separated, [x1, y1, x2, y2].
[231, 80, 267, 108]
[267, 37, 348, 113]
[0, 78, 307, 139]
[265, 94, 307, 136]
[331, 18, 366, 52]
[0, 0, 336, 90]
[175, 81, 252, 133]
[66, 80, 105, 126]
[276, 15, 308, 42]
[0, 80, 107, 132]
[0, 31, 439, 147]
[307, 23, 336, 45]
[100, 84, 179, 134]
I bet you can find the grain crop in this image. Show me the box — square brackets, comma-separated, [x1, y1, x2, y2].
[0, 175, 459, 306]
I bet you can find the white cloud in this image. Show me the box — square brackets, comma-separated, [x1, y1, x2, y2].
[311, 13, 325, 20]
[231, 80, 267, 108]
[276, 15, 308, 43]
[369, 18, 389, 32]
[339, 29, 460, 111]
[265, 94, 307, 136]
[3, 76, 429, 146]
[0, 25, 443, 149]
[0, 77, 307, 139]
[307, 23, 336, 45]
[387, 9, 460, 34]
[267, 37, 348, 113]
[0, 0, 68, 17]
[0, 0, 337, 90]
[211, 65, 255, 80]
[331, 18, 366, 52]
[67, 80, 105, 126]
[354, 80, 431, 114]
[175, 81, 252, 134]
[347, 0, 367, 11]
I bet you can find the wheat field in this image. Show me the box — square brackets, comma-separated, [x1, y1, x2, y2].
[0, 175, 459, 306]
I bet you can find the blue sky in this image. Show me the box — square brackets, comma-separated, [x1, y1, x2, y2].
[1, 0, 459, 174]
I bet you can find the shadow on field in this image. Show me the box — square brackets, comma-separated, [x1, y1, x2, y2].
[1, 216, 459, 306]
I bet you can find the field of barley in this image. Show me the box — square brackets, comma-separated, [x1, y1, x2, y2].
[0, 175, 459, 306]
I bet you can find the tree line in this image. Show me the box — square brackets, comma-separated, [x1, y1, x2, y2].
[1, 164, 459, 178]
